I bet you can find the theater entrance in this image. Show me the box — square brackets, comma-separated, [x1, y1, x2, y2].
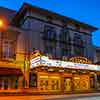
[64, 78, 72, 92]
[73, 75, 90, 91]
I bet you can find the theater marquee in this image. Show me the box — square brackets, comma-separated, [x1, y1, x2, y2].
[30, 55, 100, 71]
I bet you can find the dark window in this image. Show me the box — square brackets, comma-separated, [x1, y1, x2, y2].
[74, 47, 84, 56]
[43, 25, 56, 40]
[29, 73, 37, 87]
[73, 33, 84, 56]
[59, 27, 70, 42]
[74, 33, 84, 46]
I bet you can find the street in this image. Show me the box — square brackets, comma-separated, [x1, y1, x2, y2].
[49, 96, 100, 100]
[0, 95, 100, 100]
[68, 96, 100, 100]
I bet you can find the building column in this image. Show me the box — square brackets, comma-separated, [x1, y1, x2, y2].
[18, 77, 23, 89]
[94, 73, 98, 89]
[60, 74, 64, 94]
[24, 72, 29, 88]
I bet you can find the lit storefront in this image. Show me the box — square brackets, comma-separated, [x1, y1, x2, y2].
[29, 51, 100, 94]
[0, 67, 23, 91]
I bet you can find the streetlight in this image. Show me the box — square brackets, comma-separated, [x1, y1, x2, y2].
[0, 20, 3, 27]
[0, 18, 7, 31]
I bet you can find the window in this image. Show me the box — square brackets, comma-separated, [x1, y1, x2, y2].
[43, 25, 56, 40]
[59, 27, 70, 42]
[44, 45, 56, 57]
[74, 33, 84, 46]
[2, 40, 14, 59]
[61, 48, 68, 56]
[0, 32, 16, 60]
[74, 47, 83, 56]
[73, 33, 84, 56]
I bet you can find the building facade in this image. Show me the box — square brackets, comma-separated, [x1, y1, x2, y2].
[0, 2, 99, 94]
[12, 3, 97, 62]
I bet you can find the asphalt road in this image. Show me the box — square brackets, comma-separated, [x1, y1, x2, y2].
[49, 96, 100, 100]
[0, 96, 100, 100]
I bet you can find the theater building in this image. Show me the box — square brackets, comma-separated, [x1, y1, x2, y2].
[27, 50, 100, 94]
[0, 2, 99, 94]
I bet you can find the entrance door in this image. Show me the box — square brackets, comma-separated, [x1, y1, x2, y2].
[50, 79, 60, 91]
[0, 78, 2, 89]
[90, 77, 95, 89]
[73, 76, 80, 91]
[4, 79, 8, 90]
[64, 78, 72, 92]
[80, 75, 90, 90]
[73, 75, 90, 91]
[39, 76, 49, 92]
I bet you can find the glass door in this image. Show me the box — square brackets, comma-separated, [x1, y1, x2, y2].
[50, 79, 60, 91]
[73, 76, 80, 91]
[64, 78, 72, 92]
[39, 76, 49, 92]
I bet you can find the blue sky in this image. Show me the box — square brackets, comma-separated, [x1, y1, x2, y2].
[0, 0, 100, 46]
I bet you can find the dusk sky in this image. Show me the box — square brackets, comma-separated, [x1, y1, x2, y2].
[0, 0, 100, 46]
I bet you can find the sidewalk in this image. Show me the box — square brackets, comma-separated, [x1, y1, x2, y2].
[0, 92, 100, 100]
[40, 93, 100, 100]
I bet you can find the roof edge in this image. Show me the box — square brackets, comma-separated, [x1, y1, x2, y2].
[11, 2, 98, 31]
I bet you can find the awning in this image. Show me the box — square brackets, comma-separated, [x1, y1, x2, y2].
[0, 67, 23, 76]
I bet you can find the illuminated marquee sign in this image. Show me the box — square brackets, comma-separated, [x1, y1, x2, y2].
[69, 57, 92, 64]
[30, 50, 41, 59]
[30, 56, 100, 71]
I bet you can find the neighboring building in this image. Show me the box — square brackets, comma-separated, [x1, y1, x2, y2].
[0, 2, 99, 94]
[94, 47, 100, 64]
